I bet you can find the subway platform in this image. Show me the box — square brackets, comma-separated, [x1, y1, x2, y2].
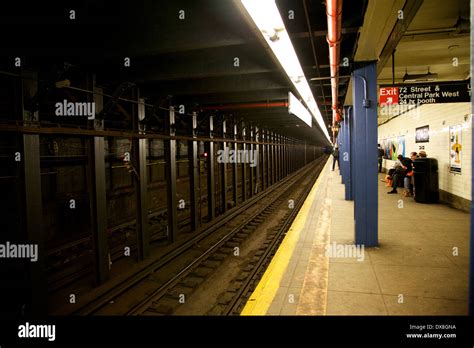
[241, 158, 470, 315]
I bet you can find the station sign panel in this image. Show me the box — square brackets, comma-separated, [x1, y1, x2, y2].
[379, 80, 471, 105]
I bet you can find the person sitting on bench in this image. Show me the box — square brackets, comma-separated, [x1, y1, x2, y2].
[382, 154, 403, 184]
[388, 155, 412, 194]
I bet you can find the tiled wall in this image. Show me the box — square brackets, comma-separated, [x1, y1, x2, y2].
[378, 102, 472, 201]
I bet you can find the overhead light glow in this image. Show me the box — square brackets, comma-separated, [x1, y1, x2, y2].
[288, 92, 311, 127]
[241, 0, 330, 141]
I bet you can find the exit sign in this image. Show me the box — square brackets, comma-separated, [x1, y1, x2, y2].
[379, 80, 470, 105]
[379, 87, 399, 105]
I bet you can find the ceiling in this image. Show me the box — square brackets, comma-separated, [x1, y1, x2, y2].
[344, 0, 470, 108]
[0, 0, 369, 146]
[378, 0, 470, 84]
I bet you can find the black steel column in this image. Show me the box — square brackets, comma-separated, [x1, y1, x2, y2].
[133, 94, 149, 260]
[261, 128, 266, 190]
[134, 138, 148, 259]
[255, 125, 260, 194]
[278, 134, 282, 180]
[85, 81, 109, 286]
[271, 131, 276, 184]
[241, 121, 247, 201]
[291, 139, 294, 172]
[289, 139, 293, 173]
[207, 115, 215, 220]
[265, 129, 270, 188]
[189, 111, 199, 231]
[22, 135, 47, 315]
[274, 133, 279, 182]
[165, 106, 178, 242]
[268, 131, 272, 185]
[232, 120, 238, 205]
[20, 73, 46, 315]
[249, 124, 254, 197]
[220, 117, 228, 213]
[90, 136, 109, 283]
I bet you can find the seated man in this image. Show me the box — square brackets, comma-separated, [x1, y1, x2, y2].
[388, 155, 412, 194]
[403, 152, 418, 196]
[382, 154, 403, 184]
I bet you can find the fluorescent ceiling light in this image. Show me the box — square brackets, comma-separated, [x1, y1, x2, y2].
[402, 72, 438, 82]
[288, 92, 311, 127]
[241, 0, 330, 141]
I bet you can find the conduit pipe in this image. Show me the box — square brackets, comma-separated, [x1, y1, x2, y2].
[326, 0, 343, 140]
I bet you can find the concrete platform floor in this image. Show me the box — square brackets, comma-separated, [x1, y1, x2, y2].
[241, 159, 470, 315]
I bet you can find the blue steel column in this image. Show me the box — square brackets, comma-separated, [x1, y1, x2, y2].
[349, 107, 355, 201]
[343, 106, 353, 201]
[339, 118, 346, 183]
[352, 62, 378, 246]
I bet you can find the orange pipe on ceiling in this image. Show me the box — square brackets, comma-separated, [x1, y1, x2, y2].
[326, 0, 343, 139]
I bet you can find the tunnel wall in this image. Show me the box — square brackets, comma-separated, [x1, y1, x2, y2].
[378, 102, 472, 211]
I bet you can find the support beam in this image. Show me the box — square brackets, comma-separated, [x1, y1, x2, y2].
[249, 124, 254, 197]
[220, 117, 228, 213]
[165, 106, 178, 242]
[270, 131, 275, 184]
[207, 115, 216, 220]
[260, 126, 266, 191]
[342, 106, 353, 200]
[241, 121, 247, 201]
[90, 136, 109, 282]
[20, 73, 46, 315]
[265, 129, 270, 188]
[352, 62, 378, 246]
[288, 139, 293, 174]
[276, 134, 281, 181]
[133, 95, 149, 260]
[189, 111, 199, 231]
[147, 72, 288, 96]
[280, 135, 284, 177]
[22, 134, 47, 315]
[255, 125, 260, 194]
[304, 140, 307, 166]
[377, 0, 424, 76]
[339, 117, 346, 184]
[232, 120, 238, 205]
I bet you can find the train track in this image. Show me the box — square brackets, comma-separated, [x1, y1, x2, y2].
[70, 157, 327, 315]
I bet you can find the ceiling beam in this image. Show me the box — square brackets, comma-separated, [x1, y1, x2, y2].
[142, 72, 289, 96]
[377, 0, 424, 76]
[290, 27, 360, 39]
[175, 89, 290, 105]
[129, 44, 275, 81]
